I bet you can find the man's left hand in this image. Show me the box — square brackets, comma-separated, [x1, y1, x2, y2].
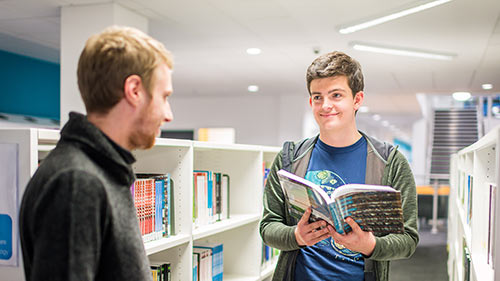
[327, 217, 376, 256]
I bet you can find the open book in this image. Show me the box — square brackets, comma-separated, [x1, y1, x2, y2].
[277, 169, 404, 236]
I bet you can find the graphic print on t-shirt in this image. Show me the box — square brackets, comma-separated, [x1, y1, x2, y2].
[305, 170, 363, 260]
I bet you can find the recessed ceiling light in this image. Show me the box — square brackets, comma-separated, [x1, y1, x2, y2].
[482, 84, 493, 90]
[452, 92, 471, 101]
[372, 114, 381, 121]
[246, 48, 261, 55]
[248, 85, 259, 92]
[382, 120, 390, 127]
[359, 106, 369, 113]
[351, 42, 455, 61]
[338, 0, 454, 34]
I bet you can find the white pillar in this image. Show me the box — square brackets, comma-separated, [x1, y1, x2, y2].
[60, 3, 148, 125]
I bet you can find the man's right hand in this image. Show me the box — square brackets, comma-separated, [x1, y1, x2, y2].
[294, 208, 330, 246]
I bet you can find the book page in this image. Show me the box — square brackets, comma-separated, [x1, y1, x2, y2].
[331, 183, 397, 200]
[277, 170, 334, 225]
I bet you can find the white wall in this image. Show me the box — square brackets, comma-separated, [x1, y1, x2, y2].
[278, 95, 309, 145]
[166, 94, 308, 146]
[60, 3, 148, 125]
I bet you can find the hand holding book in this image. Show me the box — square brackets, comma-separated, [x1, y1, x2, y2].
[328, 217, 377, 256]
[294, 208, 330, 247]
[294, 207, 377, 255]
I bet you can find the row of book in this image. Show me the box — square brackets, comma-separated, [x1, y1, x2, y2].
[262, 244, 280, 268]
[193, 243, 223, 281]
[458, 173, 474, 225]
[150, 262, 172, 281]
[131, 173, 175, 242]
[193, 171, 230, 227]
[262, 162, 278, 269]
[458, 171, 497, 269]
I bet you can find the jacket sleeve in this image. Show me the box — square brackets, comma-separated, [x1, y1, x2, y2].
[29, 170, 109, 281]
[259, 151, 302, 251]
[369, 151, 420, 261]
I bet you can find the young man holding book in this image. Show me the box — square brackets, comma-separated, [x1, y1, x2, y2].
[259, 51, 419, 281]
[19, 26, 174, 281]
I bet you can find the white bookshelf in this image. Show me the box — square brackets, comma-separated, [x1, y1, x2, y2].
[0, 128, 280, 281]
[448, 126, 500, 281]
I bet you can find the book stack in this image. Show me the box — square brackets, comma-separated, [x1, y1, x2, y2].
[131, 173, 175, 242]
[193, 243, 223, 281]
[193, 171, 230, 227]
[150, 262, 171, 281]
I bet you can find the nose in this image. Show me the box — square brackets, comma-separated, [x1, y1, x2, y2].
[322, 98, 334, 111]
[164, 101, 173, 122]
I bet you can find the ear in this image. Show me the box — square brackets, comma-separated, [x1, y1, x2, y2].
[353, 91, 364, 110]
[309, 96, 313, 107]
[123, 74, 144, 107]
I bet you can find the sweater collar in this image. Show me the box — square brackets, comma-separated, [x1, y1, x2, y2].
[59, 112, 136, 184]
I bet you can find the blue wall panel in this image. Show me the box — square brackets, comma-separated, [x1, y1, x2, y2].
[0, 50, 60, 120]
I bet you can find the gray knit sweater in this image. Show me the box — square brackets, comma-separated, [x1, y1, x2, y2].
[19, 112, 152, 281]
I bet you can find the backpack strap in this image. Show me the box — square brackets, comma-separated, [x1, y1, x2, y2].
[282, 141, 295, 172]
[281, 135, 319, 174]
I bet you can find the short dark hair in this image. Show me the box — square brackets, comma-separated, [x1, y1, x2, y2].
[306, 51, 364, 97]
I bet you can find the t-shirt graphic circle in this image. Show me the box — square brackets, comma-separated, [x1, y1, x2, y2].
[305, 170, 362, 259]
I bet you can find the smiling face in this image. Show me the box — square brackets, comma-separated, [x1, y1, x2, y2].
[309, 75, 363, 135]
[130, 63, 174, 149]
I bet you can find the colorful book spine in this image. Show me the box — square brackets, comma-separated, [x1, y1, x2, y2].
[133, 174, 174, 242]
[193, 171, 230, 228]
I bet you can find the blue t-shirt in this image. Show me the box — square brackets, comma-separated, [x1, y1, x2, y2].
[294, 136, 367, 281]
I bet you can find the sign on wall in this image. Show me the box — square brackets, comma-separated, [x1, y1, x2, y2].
[0, 143, 18, 267]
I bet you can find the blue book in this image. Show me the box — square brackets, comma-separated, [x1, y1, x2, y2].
[194, 243, 223, 281]
[155, 179, 163, 236]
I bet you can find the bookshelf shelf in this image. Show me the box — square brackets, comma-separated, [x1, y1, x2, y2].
[144, 233, 191, 255]
[192, 214, 261, 240]
[448, 126, 500, 281]
[152, 137, 192, 147]
[193, 140, 263, 152]
[471, 252, 494, 280]
[261, 146, 281, 154]
[0, 127, 280, 281]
